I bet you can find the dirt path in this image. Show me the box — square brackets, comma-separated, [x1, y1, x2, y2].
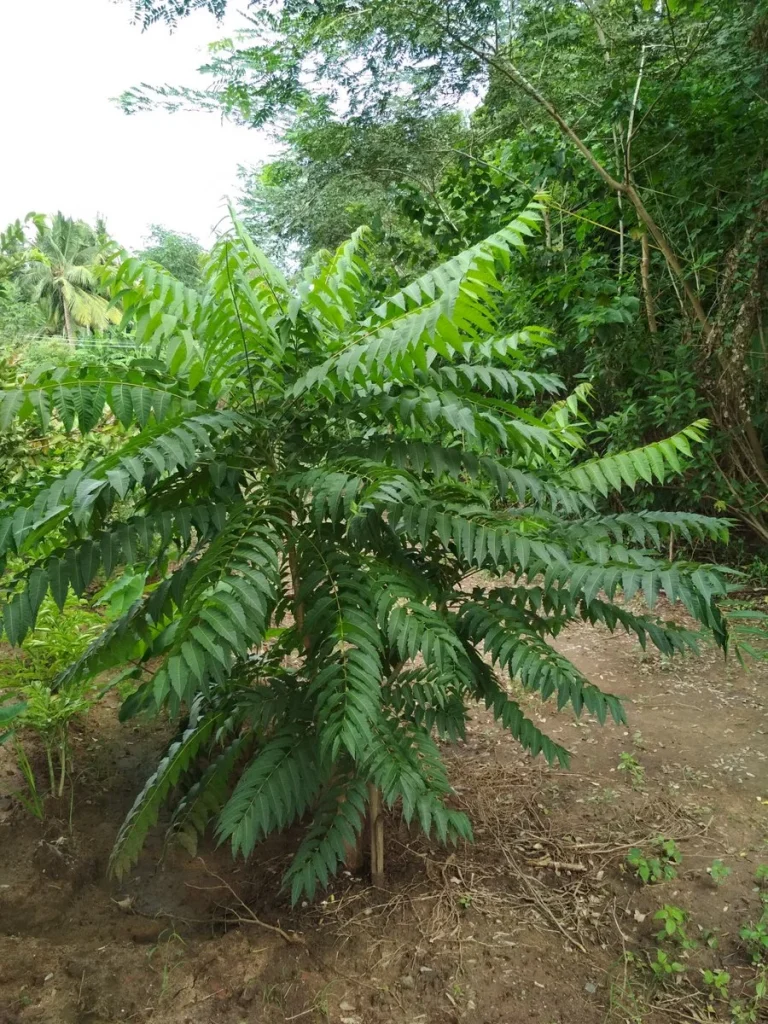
[1, 609, 766, 1024]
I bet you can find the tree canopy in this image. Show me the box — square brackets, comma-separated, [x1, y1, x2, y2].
[124, 0, 227, 27]
[138, 224, 205, 287]
[20, 214, 119, 341]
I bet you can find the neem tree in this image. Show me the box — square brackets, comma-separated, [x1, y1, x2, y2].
[0, 201, 727, 899]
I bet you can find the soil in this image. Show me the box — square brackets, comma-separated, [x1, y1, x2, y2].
[1, 599, 767, 1024]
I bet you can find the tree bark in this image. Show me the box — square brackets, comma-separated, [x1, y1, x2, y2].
[343, 828, 366, 873]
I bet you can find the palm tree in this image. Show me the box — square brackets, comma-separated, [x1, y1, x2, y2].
[23, 214, 120, 342]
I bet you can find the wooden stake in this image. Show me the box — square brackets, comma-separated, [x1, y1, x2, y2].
[368, 783, 385, 888]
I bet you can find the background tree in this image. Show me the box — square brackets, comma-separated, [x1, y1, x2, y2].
[0, 280, 46, 342]
[22, 214, 120, 341]
[123, 0, 226, 26]
[0, 217, 46, 342]
[238, 100, 467, 272]
[138, 224, 205, 288]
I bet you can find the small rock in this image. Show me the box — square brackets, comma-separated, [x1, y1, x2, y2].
[44, 973, 54, 983]
[467, 1000, 477, 1011]
[585, 981, 597, 995]
[633, 909, 646, 923]
[339, 1001, 356, 1012]
[340, 1017, 361, 1024]
[400, 975, 415, 990]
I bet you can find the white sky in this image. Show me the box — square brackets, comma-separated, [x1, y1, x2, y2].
[0, 0, 273, 249]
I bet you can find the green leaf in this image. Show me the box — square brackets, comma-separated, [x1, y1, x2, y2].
[110, 701, 227, 878]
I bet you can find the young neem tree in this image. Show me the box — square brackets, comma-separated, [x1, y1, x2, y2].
[0, 200, 728, 900]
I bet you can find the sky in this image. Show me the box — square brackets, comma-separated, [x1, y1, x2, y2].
[0, 0, 273, 249]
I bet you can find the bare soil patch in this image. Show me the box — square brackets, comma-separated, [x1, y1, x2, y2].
[1, 601, 766, 1024]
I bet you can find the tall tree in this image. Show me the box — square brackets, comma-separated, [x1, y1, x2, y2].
[138, 225, 205, 288]
[0, 216, 46, 341]
[22, 214, 120, 341]
[238, 101, 467, 269]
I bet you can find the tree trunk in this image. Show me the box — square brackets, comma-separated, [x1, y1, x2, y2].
[62, 298, 75, 345]
[704, 200, 768, 486]
[368, 784, 385, 887]
[342, 786, 386, 886]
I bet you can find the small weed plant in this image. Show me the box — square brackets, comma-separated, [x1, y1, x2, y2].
[701, 968, 730, 1000]
[18, 681, 93, 797]
[654, 905, 696, 949]
[617, 751, 645, 788]
[0, 596, 105, 810]
[730, 966, 767, 1024]
[649, 949, 685, 980]
[708, 859, 731, 886]
[11, 739, 44, 819]
[627, 838, 682, 884]
[147, 929, 187, 1003]
[614, 883, 768, 1022]
[739, 899, 768, 963]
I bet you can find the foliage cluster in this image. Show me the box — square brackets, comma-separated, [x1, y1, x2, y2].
[0, 595, 106, 809]
[626, 837, 682, 884]
[138, 225, 205, 289]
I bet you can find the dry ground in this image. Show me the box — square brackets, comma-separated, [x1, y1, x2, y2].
[1, 600, 767, 1024]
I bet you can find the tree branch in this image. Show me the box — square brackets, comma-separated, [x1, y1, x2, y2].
[443, 29, 712, 335]
[625, 44, 647, 184]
